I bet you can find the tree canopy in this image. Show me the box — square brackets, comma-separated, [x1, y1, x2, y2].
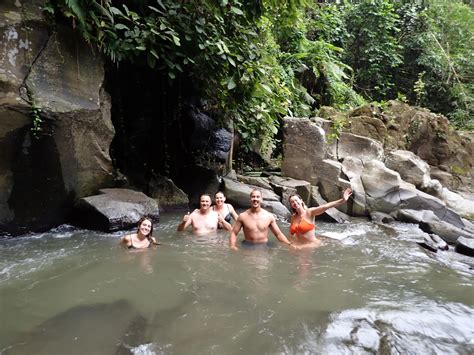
[46, 0, 474, 154]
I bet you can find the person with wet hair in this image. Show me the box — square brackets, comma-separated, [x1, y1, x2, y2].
[288, 188, 352, 248]
[230, 189, 298, 250]
[212, 191, 238, 228]
[178, 194, 232, 235]
[121, 216, 159, 249]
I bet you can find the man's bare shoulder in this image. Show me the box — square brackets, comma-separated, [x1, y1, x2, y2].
[239, 209, 252, 217]
[189, 209, 200, 216]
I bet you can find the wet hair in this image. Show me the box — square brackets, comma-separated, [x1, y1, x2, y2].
[214, 191, 225, 198]
[288, 194, 307, 213]
[249, 188, 262, 197]
[200, 193, 212, 201]
[136, 216, 153, 237]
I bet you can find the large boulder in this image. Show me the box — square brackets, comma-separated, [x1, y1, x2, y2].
[360, 160, 402, 211]
[326, 101, 474, 191]
[236, 174, 272, 190]
[148, 175, 189, 211]
[73, 188, 160, 231]
[385, 150, 431, 189]
[268, 175, 312, 211]
[281, 117, 328, 184]
[337, 133, 384, 163]
[188, 109, 232, 164]
[455, 237, 474, 257]
[222, 177, 279, 208]
[310, 186, 351, 223]
[261, 200, 291, 221]
[222, 177, 291, 219]
[419, 221, 472, 244]
[341, 157, 368, 216]
[439, 188, 474, 221]
[396, 209, 471, 244]
[385, 101, 474, 191]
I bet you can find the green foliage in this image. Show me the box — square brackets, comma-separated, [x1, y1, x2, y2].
[343, 0, 403, 100]
[30, 102, 43, 138]
[327, 115, 347, 142]
[413, 71, 426, 105]
[423, 0, 474, 128]
[49, 0, 366, 156]
[49, 0, 472, 166]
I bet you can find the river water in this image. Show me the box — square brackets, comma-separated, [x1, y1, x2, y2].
[0, 214, 473, 354]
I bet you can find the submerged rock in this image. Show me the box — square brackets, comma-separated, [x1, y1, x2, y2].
[6, 300, 145, 355]
[417, 233, 449, 253]
[455, 237, 474, 257]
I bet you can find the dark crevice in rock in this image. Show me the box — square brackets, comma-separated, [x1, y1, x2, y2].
[6, 127, 71, 234]
[20, 21, 51, 103]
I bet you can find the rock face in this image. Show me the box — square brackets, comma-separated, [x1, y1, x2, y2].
[0, 1, 114, 234]
[281, 109, 473, 245]
[455, 237, 474, 257]
[348, 101, 473, 192]
[148, 175, 189, 211]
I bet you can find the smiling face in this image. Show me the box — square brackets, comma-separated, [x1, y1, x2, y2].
[215, 192, 226, 206]
[138, 218, 152, 237]
[289, 195, 302, 209]
[249, 190, 262, 208]
[200, 195, 212, 210]
[289, 195, 305, 212]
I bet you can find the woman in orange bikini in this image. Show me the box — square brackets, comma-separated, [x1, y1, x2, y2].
[288, 188, 352, 248]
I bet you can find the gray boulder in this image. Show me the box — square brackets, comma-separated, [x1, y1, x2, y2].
[222, 177, 279, 208]
[417, 233, 449, 253]
[310, 186, 351, 223]
[419, 220, 472, 244]
[74, 189, 159, 231]
[455, 237, 474, 257]
[440, 188, 474, 221]
[341, 157, 368, 216]
[370, 211, 395, 224]
[281, 117, 328, 184]
[149, 176, 189, 211]
[236, 174, 272, 190]
[385, 150, 431, 189]
[268, 176, 312, 211]
[337, 132, 384, 162]
[261, 200, 291, 221]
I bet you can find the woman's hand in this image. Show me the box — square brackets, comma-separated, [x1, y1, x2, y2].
[342, 188, 353, 201]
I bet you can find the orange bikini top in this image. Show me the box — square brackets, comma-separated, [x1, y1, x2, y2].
[290, 218, 315, 235]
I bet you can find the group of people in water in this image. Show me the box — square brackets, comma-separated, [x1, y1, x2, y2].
[121, 188, 353, 250]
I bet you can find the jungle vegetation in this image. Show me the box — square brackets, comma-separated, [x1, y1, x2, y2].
[45, 0, 474, 156]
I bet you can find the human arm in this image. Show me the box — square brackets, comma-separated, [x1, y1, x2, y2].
[308, 188, 353, 217]
[120, 234, 132, 247]
[177, 212, 192, 231]
[150, 237, 160, 245]
[269, 217, 298, 249]
[229, 218, 243, 250]
[228, 204, 239, 222]
[218, 214, 233, 232]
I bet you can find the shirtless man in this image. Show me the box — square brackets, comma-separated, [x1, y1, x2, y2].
[229, 189, 297, 250]
[178, 194, 232, 235]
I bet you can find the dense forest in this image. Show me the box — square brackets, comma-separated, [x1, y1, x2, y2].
[47, 0, 473, 160]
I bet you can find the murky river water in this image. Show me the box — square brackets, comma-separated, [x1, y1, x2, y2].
[0, 214, 473, 354]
